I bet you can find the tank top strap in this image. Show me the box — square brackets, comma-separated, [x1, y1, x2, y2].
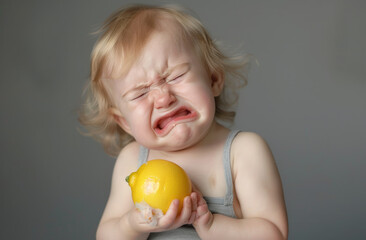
[223, 129, 241, 205]
[138, 145, 149, 167]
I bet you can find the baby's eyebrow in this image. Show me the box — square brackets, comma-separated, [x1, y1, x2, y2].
[163, 63, 190, 76]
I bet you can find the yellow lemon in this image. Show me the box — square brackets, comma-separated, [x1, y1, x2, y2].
[126, 159, 192, 214]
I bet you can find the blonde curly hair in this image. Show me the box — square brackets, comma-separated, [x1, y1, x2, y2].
[79, 5, 249, 156]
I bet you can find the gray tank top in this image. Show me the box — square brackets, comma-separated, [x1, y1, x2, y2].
[137, 130, 240, 239]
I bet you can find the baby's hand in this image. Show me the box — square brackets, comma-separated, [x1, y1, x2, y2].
[128, 193, 198, 233]
[192, 191, 214, 232]
[152, 193, 198, 231]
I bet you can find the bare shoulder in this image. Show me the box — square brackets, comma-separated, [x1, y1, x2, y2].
[232, 131, 270, 149]
[110, 141, 141, 193]
[114, 141, 141, 173]
[231, 131, 279, 187]
[231, 132, 274, 171]
[108, 140, 141, 193]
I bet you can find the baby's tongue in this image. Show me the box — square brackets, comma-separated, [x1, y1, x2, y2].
[159, 110, 188, 129]
[159, 116, 174, 129]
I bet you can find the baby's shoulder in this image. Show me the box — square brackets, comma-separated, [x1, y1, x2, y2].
[118, 141, 140, 158]
[231, 131, 275, 172]
[114, 141, 141, 173]
[232, 131, 269, 150]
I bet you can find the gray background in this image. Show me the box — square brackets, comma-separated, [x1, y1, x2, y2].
[1, 0, 365, 239]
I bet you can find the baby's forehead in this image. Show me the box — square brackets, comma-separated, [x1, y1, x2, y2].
[106, 26, 191, 77]
[106, 31, 190, 81]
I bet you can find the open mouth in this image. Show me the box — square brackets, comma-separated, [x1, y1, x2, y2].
[153, 107, 197, 135]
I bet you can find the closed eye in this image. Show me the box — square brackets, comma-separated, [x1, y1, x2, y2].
[167, 73, 185, 84]
[130, 90, 148, 101]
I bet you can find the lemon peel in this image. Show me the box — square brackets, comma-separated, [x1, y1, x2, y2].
[126, 159, 192, 216]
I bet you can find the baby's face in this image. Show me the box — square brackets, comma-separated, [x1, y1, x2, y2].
[107, 29, 220, 151]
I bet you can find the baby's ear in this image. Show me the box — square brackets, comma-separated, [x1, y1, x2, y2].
[211, 71, 224, 97]
[109, 107, 132, 135]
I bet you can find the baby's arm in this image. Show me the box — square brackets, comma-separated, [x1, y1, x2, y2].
[96, 142, 197, 240]
[96, 142, 148, 240]
[194, 132, 288, 240]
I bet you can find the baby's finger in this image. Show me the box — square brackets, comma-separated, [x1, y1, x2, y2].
[177, 196, 192, 223]
[187, 210, 196, 224]
[197, 192, 207, 207]
[157, 199, 179, 229]
[195, 194, 210, 219]
[196, 203, 209, 217]
[191, 192, 198, 212]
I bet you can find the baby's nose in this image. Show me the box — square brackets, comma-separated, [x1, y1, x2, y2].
[151, 87, 176, 109]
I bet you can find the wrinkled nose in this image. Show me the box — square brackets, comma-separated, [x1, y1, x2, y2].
[151, 86, 177, 109]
